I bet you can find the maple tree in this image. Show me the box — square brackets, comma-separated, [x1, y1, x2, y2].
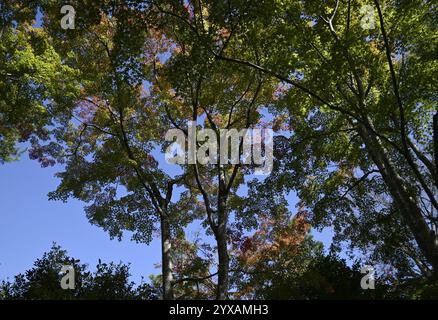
[0, 0, 79, 163]
[150, 44, 272, 299]
[155, 0, 438, 278]
[36, 2, 184, 299]
[230, 210, 379, 299]
[2, 0, 437, 299]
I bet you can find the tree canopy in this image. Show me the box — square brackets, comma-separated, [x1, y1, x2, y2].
[1, 0, 437, 299]
[0, 243, 159, 300]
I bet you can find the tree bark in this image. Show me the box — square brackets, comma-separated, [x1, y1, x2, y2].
[215, 191, 229, 300]
[215, 221, 229, 299]
[161, 213, 174, 299]
[433, 111, 438, 188]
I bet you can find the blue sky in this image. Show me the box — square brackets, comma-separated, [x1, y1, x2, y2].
[0, 156, 162, 284]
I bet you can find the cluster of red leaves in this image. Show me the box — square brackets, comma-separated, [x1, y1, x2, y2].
[238, 211, 310, 266]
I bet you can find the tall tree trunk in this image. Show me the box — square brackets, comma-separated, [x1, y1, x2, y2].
[161, 213, 174, 299]
[216, 227, 229, 299]
[215, 192, 229, 300]
[433, 111, 438, 188]
[357, 120, 438, 273]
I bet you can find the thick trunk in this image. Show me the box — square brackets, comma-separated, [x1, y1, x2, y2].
[215, 193, 229, 300]
[216, 226, 229, 300]
[433, 111, 438, 188]
[358, 120, 438, 273]
[161, 213, 174, 299]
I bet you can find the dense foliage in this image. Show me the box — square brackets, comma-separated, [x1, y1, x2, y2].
[0, 0, 436, 299]
[0, 244, 159, 300]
